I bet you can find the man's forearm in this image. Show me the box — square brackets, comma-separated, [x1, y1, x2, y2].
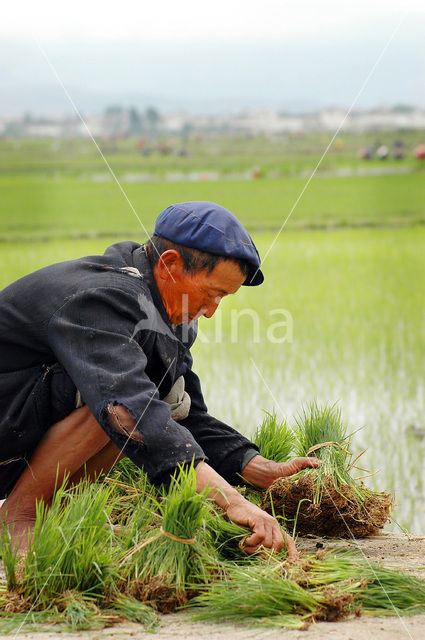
[242, 453, 321, 489]
[195, 460, 245, 510]
[241, 454, 276, 489]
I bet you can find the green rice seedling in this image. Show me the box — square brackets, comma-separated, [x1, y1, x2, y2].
[115, 488, 161, 559]
[295, 401, 354, 496]
[253, 411, 295, 463]
[110, 457, 146, 485]
[105, 465, 160, 526]
[204, 509, 252, 562]
[359, 566, 425, 615]
[21, 480, 118, 607]
[0, 609, 59, 634]
[284, 550, 425, 615]
[191, 549, 425, 628]
[285, 549, 362, 587]
[109, 594, 159, 629]
[0, 521, 20, 590]
[190, 562, 332, 628]
[0, 592, 151, 634]
[240, 486, 264, 506]
[120, 464, 216, 612]
[0, 588, 157, 634]
[59, 591, 99, 630]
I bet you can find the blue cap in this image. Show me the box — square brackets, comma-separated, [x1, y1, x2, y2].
[154, 201, 264, 286]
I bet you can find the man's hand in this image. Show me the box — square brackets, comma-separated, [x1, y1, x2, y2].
[242, 454, 321, 490]
[195, 461, 297, 557]
[226, 495, 297, 558]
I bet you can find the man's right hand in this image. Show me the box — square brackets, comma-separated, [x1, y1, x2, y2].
[226, 495, 297, 557]
[195, 460, 297, 558]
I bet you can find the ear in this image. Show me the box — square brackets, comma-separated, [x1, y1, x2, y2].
[156, 249, 184, 281]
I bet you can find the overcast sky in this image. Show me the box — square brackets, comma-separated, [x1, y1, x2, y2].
[2, 0, 423, 40]
[1, 1, 424, 114]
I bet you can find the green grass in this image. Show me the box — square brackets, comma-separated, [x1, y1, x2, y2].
[0, 227, 423, 532]
[0, 133, 424, 535]
[1, 132, 424, 177]
[1, 171, 424, 242]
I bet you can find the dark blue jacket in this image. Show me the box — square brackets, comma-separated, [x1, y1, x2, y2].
[0, 241, 257, 494]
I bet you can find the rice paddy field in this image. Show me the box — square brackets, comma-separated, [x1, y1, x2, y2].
[0, 132, 424, 536]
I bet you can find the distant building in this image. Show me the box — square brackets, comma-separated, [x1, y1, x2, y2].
[1, 105, 425, 138]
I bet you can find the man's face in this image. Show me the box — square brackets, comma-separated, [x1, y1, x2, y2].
[154, 251, 246, 325]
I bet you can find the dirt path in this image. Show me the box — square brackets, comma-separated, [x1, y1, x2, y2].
[3, 532, 425, 640]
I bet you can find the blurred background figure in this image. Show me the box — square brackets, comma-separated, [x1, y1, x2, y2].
[393, 139, 405, 160]
[358, 146, 374, 160]
[376, 144, 389, 160]
[414, 144, 425, 159]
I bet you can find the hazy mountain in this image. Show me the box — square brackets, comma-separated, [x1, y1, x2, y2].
[0, 85, 183, 118]
[1, 20, 424, 117]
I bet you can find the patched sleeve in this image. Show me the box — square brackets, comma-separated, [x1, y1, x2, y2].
[47, 285, 206, 484]
[178, 352, 259, 485]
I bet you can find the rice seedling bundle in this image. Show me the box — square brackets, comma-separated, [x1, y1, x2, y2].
[261, 403, 393, 537]
[20, 480, 117, 605]
[118, 464, 217, 613]
[191, 562, 324, 629]
[0, 480, 158, 632]
[285, 550, 425, 615]
[190, 549, 425, 628]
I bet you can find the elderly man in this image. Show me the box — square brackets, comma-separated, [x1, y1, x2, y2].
[0, 201, 318, 554]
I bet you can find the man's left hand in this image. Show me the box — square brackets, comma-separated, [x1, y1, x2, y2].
[242, 454, 321, 490]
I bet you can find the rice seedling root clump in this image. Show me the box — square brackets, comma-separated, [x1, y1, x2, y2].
[2, 591, 29, 614]
[258, 402, 393, 537]
[132, 576, 189, 614]
[262, 472, 393, 537]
